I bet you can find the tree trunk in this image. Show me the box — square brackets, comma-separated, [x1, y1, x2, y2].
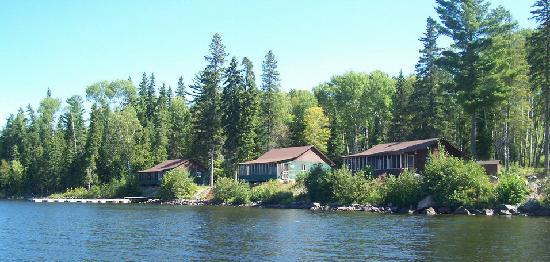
[209, 152, 214, 187]
[470, 110, 477, 160]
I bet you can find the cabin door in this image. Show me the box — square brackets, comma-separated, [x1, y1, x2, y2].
[282, 163, 289, 180]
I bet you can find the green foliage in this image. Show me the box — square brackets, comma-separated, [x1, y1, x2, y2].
[213, 177, 251, 205]
[303, 106, 330, 152]
[158, 169, 197, 200]
[251, 180, 294, 204]
[49, 176, 140, 199]
[423, 150, 495, 208]
[383, 170, 424, 208]
[303, 166, 383, 205]
[540, 179, 550, 207]
[495, 166, 530, 205]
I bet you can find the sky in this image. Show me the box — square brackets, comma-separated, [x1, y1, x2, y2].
[0, 0, 536, 127]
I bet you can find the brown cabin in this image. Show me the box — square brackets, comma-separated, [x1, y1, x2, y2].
[137, 159, 207, 186]
[477, 160, 502, 176]
[342, 138, 463, 176]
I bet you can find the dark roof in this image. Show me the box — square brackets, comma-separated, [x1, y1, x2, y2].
[138, 159, 206, 173]
[477, 160, 501, 165]
[344, 138, 456, 157]
[240, 145, 334, 166]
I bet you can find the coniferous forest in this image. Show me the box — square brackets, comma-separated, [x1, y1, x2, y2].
[0, 0, 548, 197]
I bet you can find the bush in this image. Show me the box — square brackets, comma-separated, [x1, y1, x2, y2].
[542, 179, 550, 207]
[423, 151, 495, 208]
[158, 169, 197, 200]
[48, 175, 142, 199]
[251, 180, 294, 204]
[495, 167, 530, 205]
[383, 170, 424, 208]
[213, 177, 251, 205]
[303, 166, 383, 205]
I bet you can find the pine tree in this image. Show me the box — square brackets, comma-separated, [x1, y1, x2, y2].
[388, 70, 410, 141]
[221, 57, 243, 176]
[260, 50, 284, 150]
[238, 57, 261, 162]
[60, 95, 86, 188]
[176, 76, 186, 98]
[146, 73, 157, 121]
[527, 0, 549, 174]
[189, 33, 227, 186]
[436, 0, 516, 159]
[137, 72, 149, 125]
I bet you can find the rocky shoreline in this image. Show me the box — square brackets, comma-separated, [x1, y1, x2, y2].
[151, 197, 550, 217]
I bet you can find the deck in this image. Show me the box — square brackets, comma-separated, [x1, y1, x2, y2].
[31, 198, 131, 203]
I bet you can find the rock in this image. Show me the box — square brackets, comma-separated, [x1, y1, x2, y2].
[421, 207, 437, 216]
[470, 209, 482, 215]
[371, 207, 380, 212]
[482, 209, 494, 216]
[454, 206, 471, 215]
[313, 202, 321, 208]
[518, 199, 541, 214]
[498, 204, 518, 214]
[437, 207, 451, 214]
[499, 209, 512, 216]
[417, 195, 434, 211]
[397, 207, 414, 214]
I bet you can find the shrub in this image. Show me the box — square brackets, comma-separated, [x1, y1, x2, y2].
[303, 166, 383, 205]
[383, 170, 424, 208]
[251, 180, 294, 204]
[48, 175, 142, 199]
[49, 187, 94, 199]
[158, 169, 197, 200]
[213, 177, 251, 205]
[542, 179, 550, 207]
[495, 167, 530, 205]
[423, 151, 495, 208]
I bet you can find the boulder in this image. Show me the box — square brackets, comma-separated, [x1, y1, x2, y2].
[417, 195, 434, 211]
[313, 202, 321, 208]
[421, 207, 437, 216]
[454, 206, 471, 215]
[482, 209, 494, 216]
[498, 204, 518, 214]
[499, 209, 512, 216]
[518, 199, 541, 214]
[397, 207, 414, 214]
[437, 207, 451, 214]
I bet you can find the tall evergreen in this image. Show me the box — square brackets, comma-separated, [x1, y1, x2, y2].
[239, 57, 261, 161]
[436, 0, 516, 159]
[221, 57, 243, 176]
[388, 70, 410, 141]
[260, 50, 283, 150]
[176, 76, 186, 98]
[189, 33, 227, 185]
[527, 0, 549, 174]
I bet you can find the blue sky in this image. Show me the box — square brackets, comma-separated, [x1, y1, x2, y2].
[0, 0, 535, 127]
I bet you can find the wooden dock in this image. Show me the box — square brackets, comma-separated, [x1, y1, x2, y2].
[31, 198, 131, 204]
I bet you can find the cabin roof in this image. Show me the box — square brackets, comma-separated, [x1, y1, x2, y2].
[138, 159, 206, 173]
[240, 145, 334, 166]
[344, 138, 459, 157]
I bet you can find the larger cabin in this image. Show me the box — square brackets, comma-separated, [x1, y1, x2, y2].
[238, 145, 334, 182]
[342, 138, 462, 176]
[137, 159, 207, 186]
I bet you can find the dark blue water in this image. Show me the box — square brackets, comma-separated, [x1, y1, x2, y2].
[1, 200, 549, 261]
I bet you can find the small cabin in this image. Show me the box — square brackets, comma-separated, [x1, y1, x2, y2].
[342, 138, 463, 176]
[238, 145, 334, 182]
[137, 159, 207, 186]
[477, 160, 502, 176]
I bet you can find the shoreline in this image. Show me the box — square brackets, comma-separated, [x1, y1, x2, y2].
[11, 197, 550, 217]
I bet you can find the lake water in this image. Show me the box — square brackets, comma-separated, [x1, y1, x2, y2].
[1, 201, 550, 261]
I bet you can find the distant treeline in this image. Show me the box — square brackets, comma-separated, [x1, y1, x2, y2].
[0, 0, 548, 197]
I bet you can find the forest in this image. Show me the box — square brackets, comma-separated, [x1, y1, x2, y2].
[0, 0, 548, 197]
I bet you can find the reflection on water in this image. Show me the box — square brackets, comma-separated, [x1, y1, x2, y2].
[0, 201, 549, 261]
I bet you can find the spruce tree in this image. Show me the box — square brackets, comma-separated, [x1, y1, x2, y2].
[239, 57, 261, 162]
[221, 57, 243, 176]
[176, 76, 186, 98]
[189, 33, 227, 185]
[388, 70, 410, 141]
[260, 50, 283, 150]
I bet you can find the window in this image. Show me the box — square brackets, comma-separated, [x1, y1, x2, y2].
[407, 155, 415, 168]
[301, 164, 306, 171]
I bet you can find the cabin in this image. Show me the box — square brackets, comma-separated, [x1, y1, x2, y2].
[137, 159, 208, 186]
[238, 145, 334, 182]
[477, 160, 502, 176]
[342, 138, 463, 176]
